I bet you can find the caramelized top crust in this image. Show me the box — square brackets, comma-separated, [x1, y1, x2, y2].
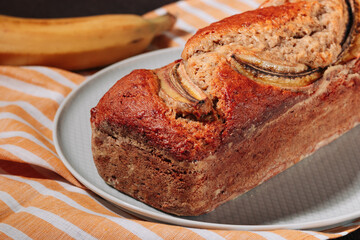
[91, 62, 305, 161]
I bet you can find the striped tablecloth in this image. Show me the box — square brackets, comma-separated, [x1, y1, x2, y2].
[1, 0, 359, 239]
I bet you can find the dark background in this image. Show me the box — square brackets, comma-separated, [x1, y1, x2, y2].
[1, 1, 359, 239]
[0, 0, 177, 18]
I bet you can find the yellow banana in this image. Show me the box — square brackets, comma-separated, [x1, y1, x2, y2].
[0, 13, 176, 70]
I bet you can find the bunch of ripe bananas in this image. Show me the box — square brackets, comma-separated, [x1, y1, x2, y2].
[0, 13, 176, 70]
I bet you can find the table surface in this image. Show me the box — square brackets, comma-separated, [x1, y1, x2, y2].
[1, 0, 358, 239]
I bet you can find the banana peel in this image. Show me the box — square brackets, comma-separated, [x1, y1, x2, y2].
[0, 13, 176, 70]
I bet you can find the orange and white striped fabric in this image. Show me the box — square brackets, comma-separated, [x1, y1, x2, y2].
[1, 0, 359, 239]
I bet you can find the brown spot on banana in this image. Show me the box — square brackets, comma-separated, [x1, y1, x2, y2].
[130, 38, 144, 44]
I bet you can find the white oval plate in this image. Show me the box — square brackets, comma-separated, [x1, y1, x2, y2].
[54, 47, 360, 231]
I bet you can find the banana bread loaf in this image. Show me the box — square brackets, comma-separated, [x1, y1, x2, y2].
[91, 0, 360, 216]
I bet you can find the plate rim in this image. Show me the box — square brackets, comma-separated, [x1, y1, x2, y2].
[53, 47, 360, 231]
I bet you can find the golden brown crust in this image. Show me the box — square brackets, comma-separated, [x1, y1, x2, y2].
[91, 60, 303, 162]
